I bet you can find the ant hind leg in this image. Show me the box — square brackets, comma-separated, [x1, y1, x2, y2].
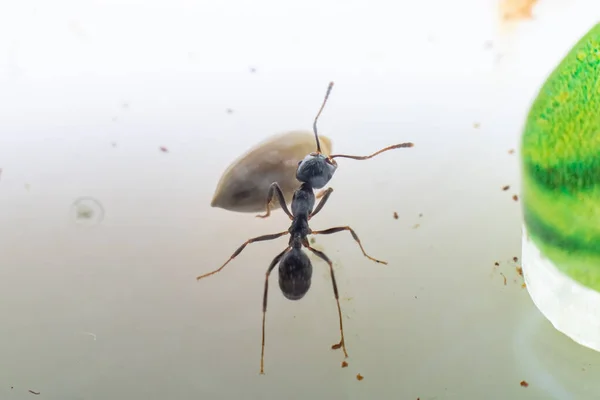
[260, 246, 290, 375]
[305, 245, 349, 361]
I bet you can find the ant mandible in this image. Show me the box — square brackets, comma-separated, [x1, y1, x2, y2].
[196, 82, 414, 375]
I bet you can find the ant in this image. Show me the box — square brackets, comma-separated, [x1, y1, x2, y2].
[196, 81, 414, 374]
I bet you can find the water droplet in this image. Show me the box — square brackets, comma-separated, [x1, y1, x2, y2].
[70, 197, 104, 225]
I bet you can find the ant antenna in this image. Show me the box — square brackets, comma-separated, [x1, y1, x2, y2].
[312, 81, 334, 154]
[330, 142, 414, 160]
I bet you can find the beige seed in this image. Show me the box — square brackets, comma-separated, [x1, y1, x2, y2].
[211, 130, 333, 213]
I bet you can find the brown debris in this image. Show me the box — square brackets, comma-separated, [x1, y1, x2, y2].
[508, 149, 515, 154]
[512, 194, 519, 202]
[494, 262, 500, 266]
[393, 212, 399, 219]
[500, 272, 507, 285]
[516, 267, 523, 276]
[513, 256, 519, 262]
[356, 373, 364, 381]
[500, 0, 538, 21]
[520, 380, 529, 387]
[159, 146, 168, 153]
[341, 361, 348, 368]
[502, 185, 510, 191]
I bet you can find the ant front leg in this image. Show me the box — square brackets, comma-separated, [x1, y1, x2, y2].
[304, 245, 349, 361]
[260, 246, 290, 375]
[309, 187, 333, 220]
[256, 182, 293, 220]
[311, 226, 388, 265]
[196, 231, 289, 281]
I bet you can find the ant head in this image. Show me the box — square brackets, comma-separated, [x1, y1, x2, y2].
[296, 152, 337, 189]
[278, 249, 313, 301]
[297, 81, 337, 189]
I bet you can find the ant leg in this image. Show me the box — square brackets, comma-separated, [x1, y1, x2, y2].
[329, 142, 413, 160]
[260, 246, 290, 375]
[311, 226, 388, 265]
[309, 187, 333, 220]
[304, 245, 348, 359]
[256, 182, 293, 220]
[315, 188, 328, 199]
[196, 231, 289, 280]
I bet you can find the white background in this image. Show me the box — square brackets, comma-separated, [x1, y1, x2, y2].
[0, 0, 599, 399]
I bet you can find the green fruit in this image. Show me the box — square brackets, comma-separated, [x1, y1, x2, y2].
[522, 22, 600, 291]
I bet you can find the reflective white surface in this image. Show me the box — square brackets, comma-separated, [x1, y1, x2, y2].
[522, 227, 600, 354]
[1, 0, 600, 399]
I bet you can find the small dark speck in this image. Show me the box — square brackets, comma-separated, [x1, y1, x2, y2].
[418, 213, 423, 218]
[512, 194, 519, 202]
[159, 146, 169, 153]
[226, 108, 234, 114]
[393, 211, 399, 219]
[28, 390, 40, 395]
[414, 295, 417, 299]
[513, 256, 518, 262]
[520, 380, 529, 388]
[494, 262, 500, 266]
[508, 149, 515, 154]
[502, 185, 510, 191]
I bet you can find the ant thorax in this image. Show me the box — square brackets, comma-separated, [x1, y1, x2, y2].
[295, 153, 338, 189]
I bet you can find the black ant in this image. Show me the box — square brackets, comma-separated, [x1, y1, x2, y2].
[196, 81, 414, 374]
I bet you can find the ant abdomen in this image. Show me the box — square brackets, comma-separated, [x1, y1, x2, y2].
[296, 153, 337, 189]
[278, 248, 313, 300]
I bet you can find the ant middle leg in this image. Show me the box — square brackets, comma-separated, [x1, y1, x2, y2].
[310, 226, 388, 265]
[305, 245, 348, 360]
[309, 187, 333, 220]
[196, 231, 289, 280]
[329, 142, 414, 160]
[260, 246, 290, 375]
[256, 182, 293, 220]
